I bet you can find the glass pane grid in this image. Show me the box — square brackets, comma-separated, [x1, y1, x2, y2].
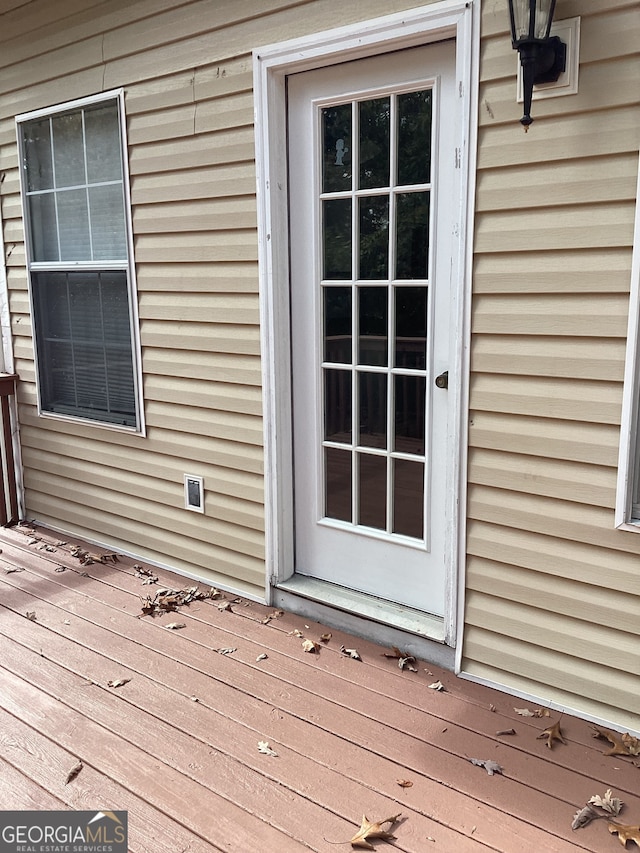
[33, 270, 136, 427]
[22, 102, 126, 264]
[320, 87, 433, 542]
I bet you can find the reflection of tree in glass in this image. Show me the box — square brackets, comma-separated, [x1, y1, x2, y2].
[323, 199, 352, 279]
[325, 288, 351, 338]
[396, 192, 430, 280]
[359, 286, 387, 367]
[359, 196, 389, 280]
[359, 98, 390, 190]
[397, 90, 432, 186]
[395, 286, 427, 369]
[324, 287, 352, 363]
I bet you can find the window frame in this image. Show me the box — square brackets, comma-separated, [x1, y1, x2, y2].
[616, 150, 640, 530]
[16, 88, 145, 434]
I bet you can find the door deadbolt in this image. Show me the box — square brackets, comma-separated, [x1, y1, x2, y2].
[435, 370, 449, 389]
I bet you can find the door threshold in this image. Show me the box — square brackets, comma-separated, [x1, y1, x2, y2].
[273, 575, 455, 670]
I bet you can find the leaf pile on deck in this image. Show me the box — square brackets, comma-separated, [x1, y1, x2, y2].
[138, 585, 223, 617]
[69, 545, 119, 566]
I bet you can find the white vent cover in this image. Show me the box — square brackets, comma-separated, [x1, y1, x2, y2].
[184, 474, 204, 513]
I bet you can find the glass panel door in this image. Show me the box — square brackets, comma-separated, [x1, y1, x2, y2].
[288, 39, 457, 619]
[321, 89, 433, 542]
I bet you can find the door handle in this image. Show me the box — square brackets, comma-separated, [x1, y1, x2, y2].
[435, 370, 448, 389]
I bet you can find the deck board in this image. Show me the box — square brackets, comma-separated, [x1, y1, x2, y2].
[0, 524, 636, 852]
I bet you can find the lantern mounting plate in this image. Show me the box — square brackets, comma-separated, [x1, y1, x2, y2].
[516, 17, 580, 106]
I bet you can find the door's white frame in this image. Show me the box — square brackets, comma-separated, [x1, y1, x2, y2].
[253, 0, 480, 648]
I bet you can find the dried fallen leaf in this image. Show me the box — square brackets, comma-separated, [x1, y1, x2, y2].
[107, 678, 131, 688]
[382, 647, 418, 671]
[25, 611, 37, 621]
[256, 653, 268, 662]
[135, 566, 155, 578]
[592, 726, 640, 757]
[469, 758, 503, 776]
[5, 566, 24, 574]
[382, 646, 406, 659]
[572, 805, 599, 830]
[622, 733, 640, 756]
[257, 741, 278, 757]
[164, 622, 186, 630]
[608, 823, 640, 848]
[533, 708, 551, 718]
[302, 638, 320, 654]
[340, 645, 362, 661]
[350, 814, 401, 850]
[428, 681, 445, 691]
[65, 760, 83, 785]
[217, 601, 233, 612]
[496, 728, 516, 736]
[589, 789, 624, 816]
[320, 633, 332, 643]
[290, 628, 304, 637]
[515, 707, 535, 717]
[217, 647, 237, 656]
[537, 719, 566, 749]
[396, 779, 413, 789]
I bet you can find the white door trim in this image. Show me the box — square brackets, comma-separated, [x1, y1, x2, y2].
[253, 0, 479, 648]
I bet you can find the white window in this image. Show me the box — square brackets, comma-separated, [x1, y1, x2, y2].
[17, 91, 143, 430]
[616, 152, 640, 528]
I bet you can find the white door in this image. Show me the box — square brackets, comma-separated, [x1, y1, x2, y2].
[288, 42, 457, 619]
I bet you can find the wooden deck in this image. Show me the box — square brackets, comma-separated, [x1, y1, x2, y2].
[0, 523, 638, 853]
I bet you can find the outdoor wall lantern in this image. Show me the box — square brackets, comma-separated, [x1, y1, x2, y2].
[508, 0, 567, 128]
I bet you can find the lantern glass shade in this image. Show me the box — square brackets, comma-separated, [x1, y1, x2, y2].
[509, 0, 557, 43]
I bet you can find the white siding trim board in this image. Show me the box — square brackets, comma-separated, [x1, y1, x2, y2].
[616, 151, 640, 530]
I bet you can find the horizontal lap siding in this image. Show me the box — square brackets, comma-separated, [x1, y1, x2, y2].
[0, 3, 273, 595]
[0, 0, 440, 600]
[463, 0, 640, 731]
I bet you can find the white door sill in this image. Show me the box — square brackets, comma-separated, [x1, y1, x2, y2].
[273, 574, 454, 669]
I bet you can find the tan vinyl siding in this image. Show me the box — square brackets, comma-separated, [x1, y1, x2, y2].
[0, 0, 274, 596]
[0, 0, 452, 601]
[463, 0, 640, 731]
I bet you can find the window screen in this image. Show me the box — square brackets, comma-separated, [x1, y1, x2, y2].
[19, 95, 139, 428]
